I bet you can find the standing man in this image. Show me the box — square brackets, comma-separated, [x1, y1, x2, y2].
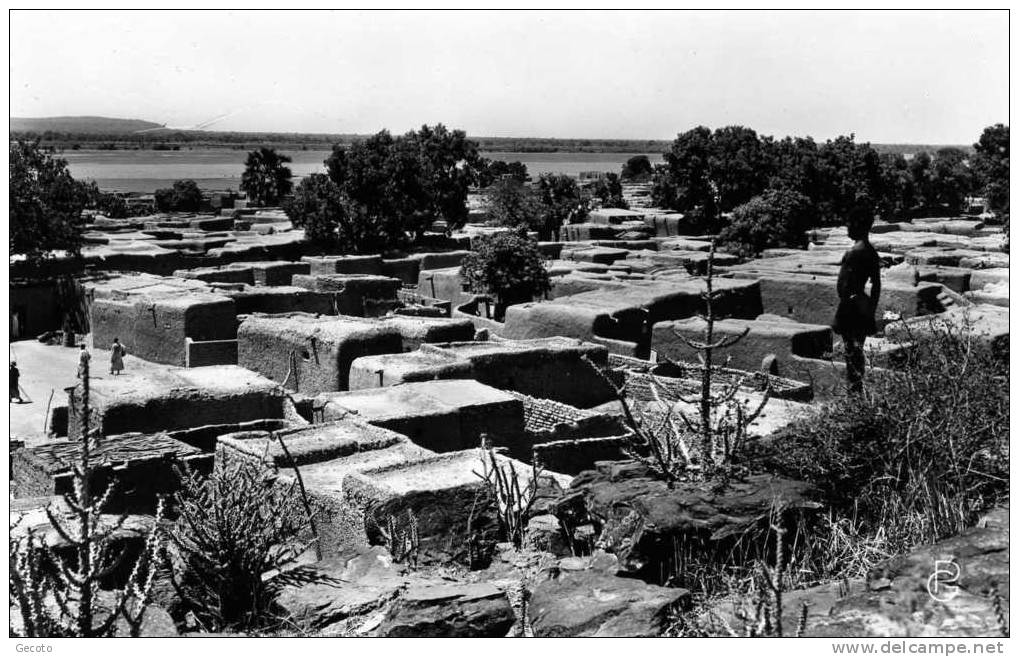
[833, 205, 881, 394]
[77, 344, 91, 380]
[9, 361, 22, 403]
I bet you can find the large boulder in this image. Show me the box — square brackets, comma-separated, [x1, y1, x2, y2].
[377, 582, 515, 637]
[529, 570, 690, 636]
[807, 517, 1009, 637]
[559, 460, 821, 585]
[273, 546, 409, 634]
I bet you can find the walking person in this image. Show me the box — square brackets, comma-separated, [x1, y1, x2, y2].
[9, 361, 22, 403]
[110, 337, 127, 376]
[832, 205, 881, 394]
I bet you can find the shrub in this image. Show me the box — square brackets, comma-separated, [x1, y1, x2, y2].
[535, 173, 591, 239]
[167, 453, 315, 631]
[591, 173, 629, 209]
[95, 191, 129, 219]
[621, 154, 654, 181]
[717, 188, 814, 258]
[749, 317, 1008, 555]
[154, 179, 203, 212]
[460, 229, 551, 320]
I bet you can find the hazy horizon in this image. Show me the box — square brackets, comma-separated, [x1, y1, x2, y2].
[10, 10, 1009, 144]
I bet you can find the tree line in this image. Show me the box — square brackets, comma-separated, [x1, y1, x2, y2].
[10, 123, 1008, 266]
[640, 124, 1009, 255]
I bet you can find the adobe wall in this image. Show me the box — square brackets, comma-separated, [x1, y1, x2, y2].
[224, 286, 335, 315]
[652, 317, 833, 373]
[250, 261, 311, 286]
[66, 366, 287, 440]
[90, 293, 237, 366]
[237, 314, 404, 393]
[740, 274, 944, 326]
[417, 268, 472, 307]
[13, 433, 213, 514]
[422, 339, 616, 408]
[302, 255, 384, 276]
[185, 338, 239, 367]
[378, 315, 477, 351]
[292, 274, 403, 317]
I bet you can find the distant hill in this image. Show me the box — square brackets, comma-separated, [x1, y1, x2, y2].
[10, 116, 163, 134]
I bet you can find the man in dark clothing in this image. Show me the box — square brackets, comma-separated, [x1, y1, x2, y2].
[10, 361, 22, 403]
[833, 206, 882, 393]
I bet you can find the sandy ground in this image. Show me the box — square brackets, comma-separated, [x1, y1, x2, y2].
[7, 339, 158, 446]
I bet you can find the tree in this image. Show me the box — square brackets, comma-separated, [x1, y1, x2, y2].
[813, 135, 886, 224]
[240, 147, 293, 206]
[717, 189, 815, 258]
[284, 173, 392, 254]
[651, 126, 717, 225]
[591, 173, 629, 209]
[460, 229, 551, 320]
[972, 124, 1009, 216]
[154, 179, 203, 212]
[879, 152, 919, 220]
[708, 126, 772, 212]
[621, 154, 654, 180]
[480, 159, 529, 186]
[10, 140, 92, 264]
[535, 173, 590, 240]
[484, 177, 544, 232]
[326, 124, 484, 243]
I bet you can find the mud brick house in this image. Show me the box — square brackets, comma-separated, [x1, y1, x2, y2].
[312, 379, 526, 453]
[66, 365, 288, 440]
[291, 273, 403, 317]
[11, 432, 212, 514]
[348, 337, 616, 408]
[238, 314, 404, 393]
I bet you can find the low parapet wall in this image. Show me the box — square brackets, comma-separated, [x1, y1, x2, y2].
[185, 337, 238, 368]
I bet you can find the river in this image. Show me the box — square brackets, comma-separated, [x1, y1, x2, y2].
[59, 149, 663, 194]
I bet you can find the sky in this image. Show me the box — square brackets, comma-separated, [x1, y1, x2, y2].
[9, 9, 1010, 143]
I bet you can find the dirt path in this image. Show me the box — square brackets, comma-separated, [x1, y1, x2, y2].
[7, 339, 156, 446]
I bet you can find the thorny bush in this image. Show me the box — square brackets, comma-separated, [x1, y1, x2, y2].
[749, 316, 1008, 556]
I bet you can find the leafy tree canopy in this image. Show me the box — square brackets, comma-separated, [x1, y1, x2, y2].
[590, 172, 628, 209]
[154, 179, 204, 212]
[972, 123, 1009, 215]
[621, 154, 654, 180]
[325, 124, 484, 243]
[479, 159, 529, 186]
[10, 140, 92, 263]
[460, 229, 552, 320]
[535, 173, 591, 240]
[284, 173, 392, 255]
[484, 176, 544, 232]
[718, 188, 815, 258]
